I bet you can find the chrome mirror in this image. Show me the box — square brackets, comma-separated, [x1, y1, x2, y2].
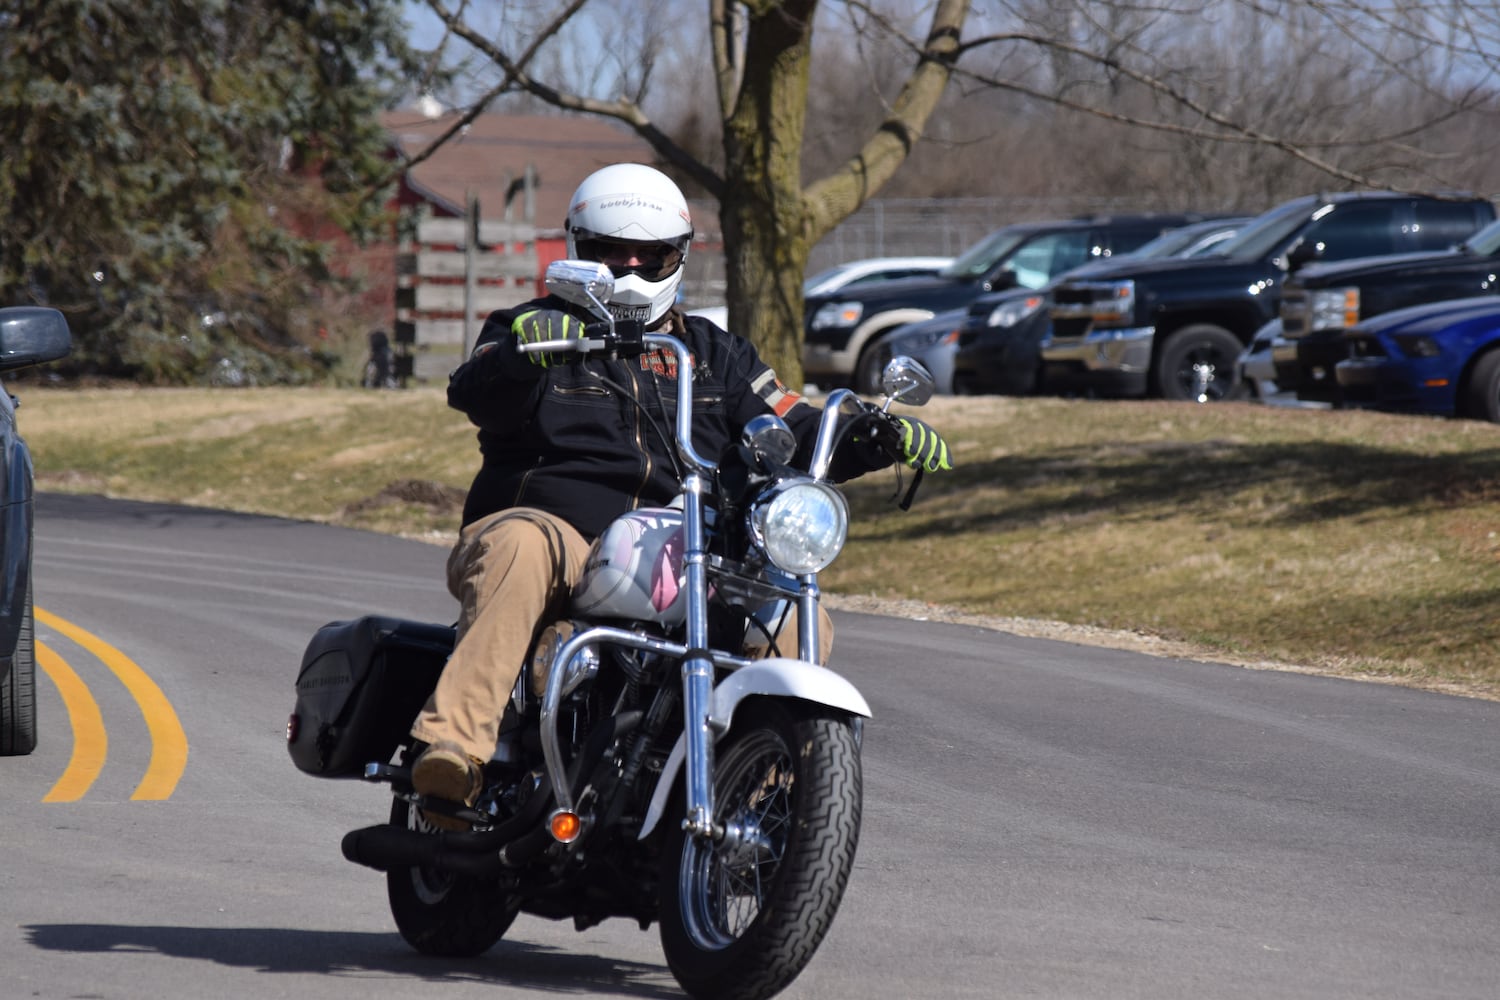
[544, 260, 615, 322]
[880, 355, 936, 409]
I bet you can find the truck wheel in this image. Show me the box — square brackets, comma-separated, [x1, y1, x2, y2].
[1155, 325, 1247, 402]
[853, 336, 895, 395]
[1464, 348, 1500, 422]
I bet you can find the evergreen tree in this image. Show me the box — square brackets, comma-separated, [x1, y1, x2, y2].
[0, 0, 425, 382]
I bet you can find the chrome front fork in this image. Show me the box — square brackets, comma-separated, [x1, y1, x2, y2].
[679, 472, 718, 840]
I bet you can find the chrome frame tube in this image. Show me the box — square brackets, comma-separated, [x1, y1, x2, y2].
[539, 624, 753, 816]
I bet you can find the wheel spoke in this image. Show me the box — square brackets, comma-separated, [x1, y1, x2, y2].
[679, 731, 798, 949]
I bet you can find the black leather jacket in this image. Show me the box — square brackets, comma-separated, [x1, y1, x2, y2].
[448, 296, 892, 540]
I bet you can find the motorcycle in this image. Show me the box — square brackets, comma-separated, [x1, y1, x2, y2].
[287, 259, 937, 1000]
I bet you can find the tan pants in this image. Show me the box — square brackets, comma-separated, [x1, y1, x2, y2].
[411, 508, 592, 762]
[410, 506, 836, 762]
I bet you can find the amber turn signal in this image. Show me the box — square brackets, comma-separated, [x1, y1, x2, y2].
[550, 810, 583, 843]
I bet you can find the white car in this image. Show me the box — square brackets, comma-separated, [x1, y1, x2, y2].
[803, 256, 953, 297]
[1236, 318, 1282, 398]
[689, 255, 953, 331]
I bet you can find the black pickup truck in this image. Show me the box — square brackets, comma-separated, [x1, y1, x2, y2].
[1040, 192, 1497, 401]
[1274, 216, 1500, 404]
[801, 213, 1209, 393]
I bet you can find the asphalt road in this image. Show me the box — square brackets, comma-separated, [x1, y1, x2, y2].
[6, 493, 1499, 1000]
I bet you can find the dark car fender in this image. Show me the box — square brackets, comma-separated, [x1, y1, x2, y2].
[0, 417, 32, 672]
[1448, 316, 1500, 392]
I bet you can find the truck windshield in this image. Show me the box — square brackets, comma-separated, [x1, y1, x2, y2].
[940, 229, 1028, 281]
[1461, 218, 1500, 257]
[1211, 198, 1318, 262]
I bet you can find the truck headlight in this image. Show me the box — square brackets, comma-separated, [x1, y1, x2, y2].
[1092, 281, 1135, 325]
[1309, 287, 1360, 331]
[988, 295, 1045, 328]
[810, 301, 863, 331]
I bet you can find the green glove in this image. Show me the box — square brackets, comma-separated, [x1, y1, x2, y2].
[894, 416, 952, 472]
[513, 309, 587, 368]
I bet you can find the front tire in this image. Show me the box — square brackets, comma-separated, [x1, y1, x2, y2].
[1, 583, 37, 756]
[1155, 324, 1247, 402]
[660, 701, 862, 1000]
[385, 794, 520, 957]
[1463, 348, 1500, 422]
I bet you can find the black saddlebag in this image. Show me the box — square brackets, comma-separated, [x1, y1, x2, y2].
[288, 616, 455, 778]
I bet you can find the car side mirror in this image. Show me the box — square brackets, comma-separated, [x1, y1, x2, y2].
[0, 307, 72, 374]
[984, 268, 1018, 293]
[1285, 239, 1321, 272]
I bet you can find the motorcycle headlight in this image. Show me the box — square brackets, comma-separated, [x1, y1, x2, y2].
[749, 480, 849, 575]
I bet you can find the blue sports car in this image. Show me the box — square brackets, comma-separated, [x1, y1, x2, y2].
[1336, 296, 1500, 422]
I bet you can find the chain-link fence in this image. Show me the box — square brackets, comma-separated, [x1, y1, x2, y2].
[682, 195, 1132, 308]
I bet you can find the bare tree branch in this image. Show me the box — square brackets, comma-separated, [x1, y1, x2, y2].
[387, 0, 588, 185]
[801, 0, 968, 243]
[422, 0, 723, 198]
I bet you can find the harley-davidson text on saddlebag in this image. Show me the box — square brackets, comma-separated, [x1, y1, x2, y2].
[287, 616, 454, 777]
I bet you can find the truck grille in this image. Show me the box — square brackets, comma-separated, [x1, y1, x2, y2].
[1280, 288, 1310, 338]
[1049, 283, 1106, 340]
[1050, 316, 1092, 340]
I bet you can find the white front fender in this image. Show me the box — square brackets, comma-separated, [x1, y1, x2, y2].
[636, 658, 871, 840]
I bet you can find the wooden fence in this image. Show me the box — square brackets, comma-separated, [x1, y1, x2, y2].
[393, 203, 539, 382]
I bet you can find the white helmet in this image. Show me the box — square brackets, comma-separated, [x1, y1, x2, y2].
[565, 163, 693, 327]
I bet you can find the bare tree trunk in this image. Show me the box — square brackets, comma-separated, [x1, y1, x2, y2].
[719, 0, 969, 385]
[718, 0, 817, 382]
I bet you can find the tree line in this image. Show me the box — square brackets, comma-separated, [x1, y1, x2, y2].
[4, 1, 1498, 385]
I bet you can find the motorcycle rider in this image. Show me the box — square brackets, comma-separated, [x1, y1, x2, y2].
[408, 162, 952, 827]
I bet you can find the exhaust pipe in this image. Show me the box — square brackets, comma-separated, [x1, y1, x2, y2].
[343, 822, 524, 877]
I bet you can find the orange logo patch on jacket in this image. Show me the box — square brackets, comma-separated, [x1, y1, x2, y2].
[639, 348, 688, 379]
[750, 369, 804, 417]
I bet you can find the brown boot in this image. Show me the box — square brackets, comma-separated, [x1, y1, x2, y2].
[411, 740, 484, 831]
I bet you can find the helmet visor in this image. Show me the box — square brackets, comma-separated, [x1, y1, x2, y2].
[573, 233, 688, 282]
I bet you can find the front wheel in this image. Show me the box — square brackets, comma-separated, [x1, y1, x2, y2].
[1154, 324, 1248, 402]
[660, 701, 862, 1000]
[385, 794, 520, 957]
[1, 582, 37, 756]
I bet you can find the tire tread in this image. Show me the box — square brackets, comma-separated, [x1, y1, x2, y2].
[662, 703, 862, 1000]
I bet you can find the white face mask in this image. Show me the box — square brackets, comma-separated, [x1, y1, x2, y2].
[604, 270, 684, 327]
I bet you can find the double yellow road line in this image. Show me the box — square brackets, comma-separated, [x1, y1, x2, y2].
[34, 607, 189, 802]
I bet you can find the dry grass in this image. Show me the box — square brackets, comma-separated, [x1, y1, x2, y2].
[18, 386, 1500, 698]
